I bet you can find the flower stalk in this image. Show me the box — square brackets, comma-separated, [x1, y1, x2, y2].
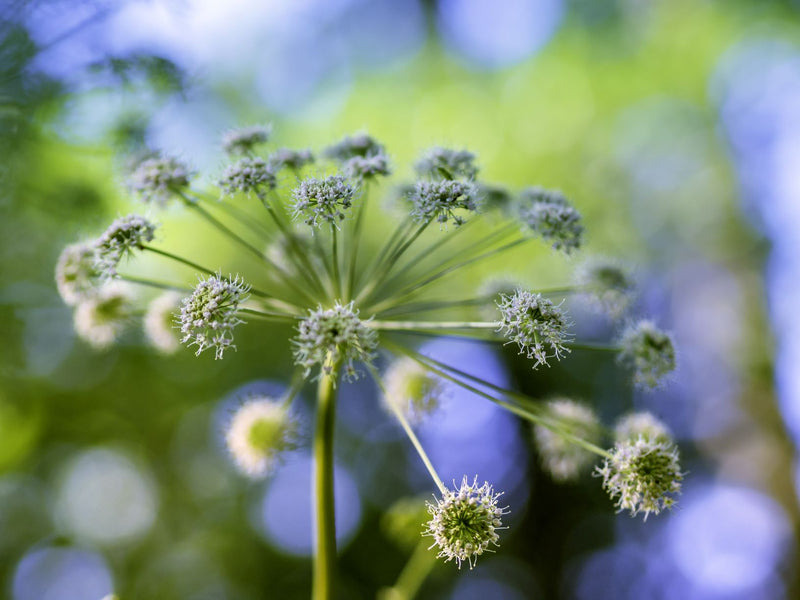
[313, 353, 339, 600]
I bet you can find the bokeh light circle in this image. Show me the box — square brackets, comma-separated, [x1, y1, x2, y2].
[55, 447, 158, 546]
[12, 546, 113, 600]
[256, 454, 362, 555]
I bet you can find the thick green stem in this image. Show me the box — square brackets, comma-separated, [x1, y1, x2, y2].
[313, 356, 338, 600]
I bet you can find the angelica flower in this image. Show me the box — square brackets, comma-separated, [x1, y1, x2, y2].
[293, 301, 378, 381]
[179, 274, 250, 360]
[478, 183, 512, 213]
[55, 242, 100, 305]
[617, 320, 676, 388]
[614, 411, 671, 444]
[496, 290, 572, 368]
[222, 124, 271, 156]
[225, 396, 298, 478]
[408, 180, 478, 227]
[415, 147, 478, 181]
[425, 476, 508, 569]
[383, 356, 443, 424]
[94, 215, 157, 278]
[518, 187, 583, 253]
[597, 436, 683, 520]
[73, 283, 134, 349]
[143, 291, 182, 354]
[576, 258, 635, 317]
[267, 147, 315, 172]
[344, 152, 391, 180]
[533, 399, 601, 482]
[219, 157, 276, 196]
[324, 133, 385, 162]
[129, 155, 191, 205]
[292, 175, 356, 228]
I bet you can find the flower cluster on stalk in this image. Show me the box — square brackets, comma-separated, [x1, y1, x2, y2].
[56, 125, 682, 578]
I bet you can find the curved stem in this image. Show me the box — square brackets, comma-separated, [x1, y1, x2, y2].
[369, 320, 496, 331]
[382, 540, 438, 600]
[367, 365, 447, 494]
[385, 341, 612, 459]
[117, 274, 192, 293]
[367, 237, 528, 314]
[141, 245, 215, 276]
[345, 182, 369, 300]
[313, 355, 339, 600]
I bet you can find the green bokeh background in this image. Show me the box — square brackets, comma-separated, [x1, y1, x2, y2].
[1, 0, 798, 598]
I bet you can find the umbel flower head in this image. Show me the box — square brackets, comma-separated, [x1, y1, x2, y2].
[129, 155, 191, 205]
[383, 356, 443, 424]
[425, 476, 508, 569]
[415, 147, 478, 181]
[496, 290, 572, 368]
[225, 396, 298, 478]
[55, 126, 684, 579]
[408, 180, 478, 227]
[344, 153, 391, 180]
[222, 124, 271, 156]
[55, 242, 100, 305]
[94, 215, 157, 278]
[292, 175, 356, 229]
[576, 258, 635, 318]
[73, 282, 134, 349]
[324, 132, 385, 162]
[534, 399, 601, 482]
[293, 301, 378, 381]
[219, 157, 277, 196]
[615, 411, 671, 444]
[179, 274, 250, 360]
[267, 147, 315, 172]
[143, 291, 183, 354]
[597, 436, 683, 520]
[617, 320, 676, 388]
[518, 186, 584, 253]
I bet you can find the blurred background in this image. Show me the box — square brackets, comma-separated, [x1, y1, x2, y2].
[2, 0, 800, 598]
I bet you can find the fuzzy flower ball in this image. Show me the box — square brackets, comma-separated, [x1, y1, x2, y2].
[534, 399, 601, 482]
[344, 153, 391, 180]
[221, 124, 271, 156]
[73, 283, 133, 349]
[219, 157, 277, 195]
[143, 291, 183, 354]
[129, 155, 190, 205]
[292, 175, 356, 229]
[415, 147, 478, 181]
[179, 274, 250, 360]
[408, 180, 478, 227]
[617, 320, 676, 388]
[496, 290, 572, 368]
[518, 187, 583, 253]
[267, 148, 315, 172]
[425, 476, 509, 569]
[55, 242, 100, 305]
[324, 133, 385, 162]
[597, 436, 683, 520]
[383, 357, 443, 424]
[94, 215, 157, 278]
[293, 301, 378, 381]
[225, 397, 298, 478]
[614, 411, 671, 443]
[576, 259, 635, 317]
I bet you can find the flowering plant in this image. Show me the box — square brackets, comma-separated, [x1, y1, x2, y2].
[57, 126, 680, 598]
